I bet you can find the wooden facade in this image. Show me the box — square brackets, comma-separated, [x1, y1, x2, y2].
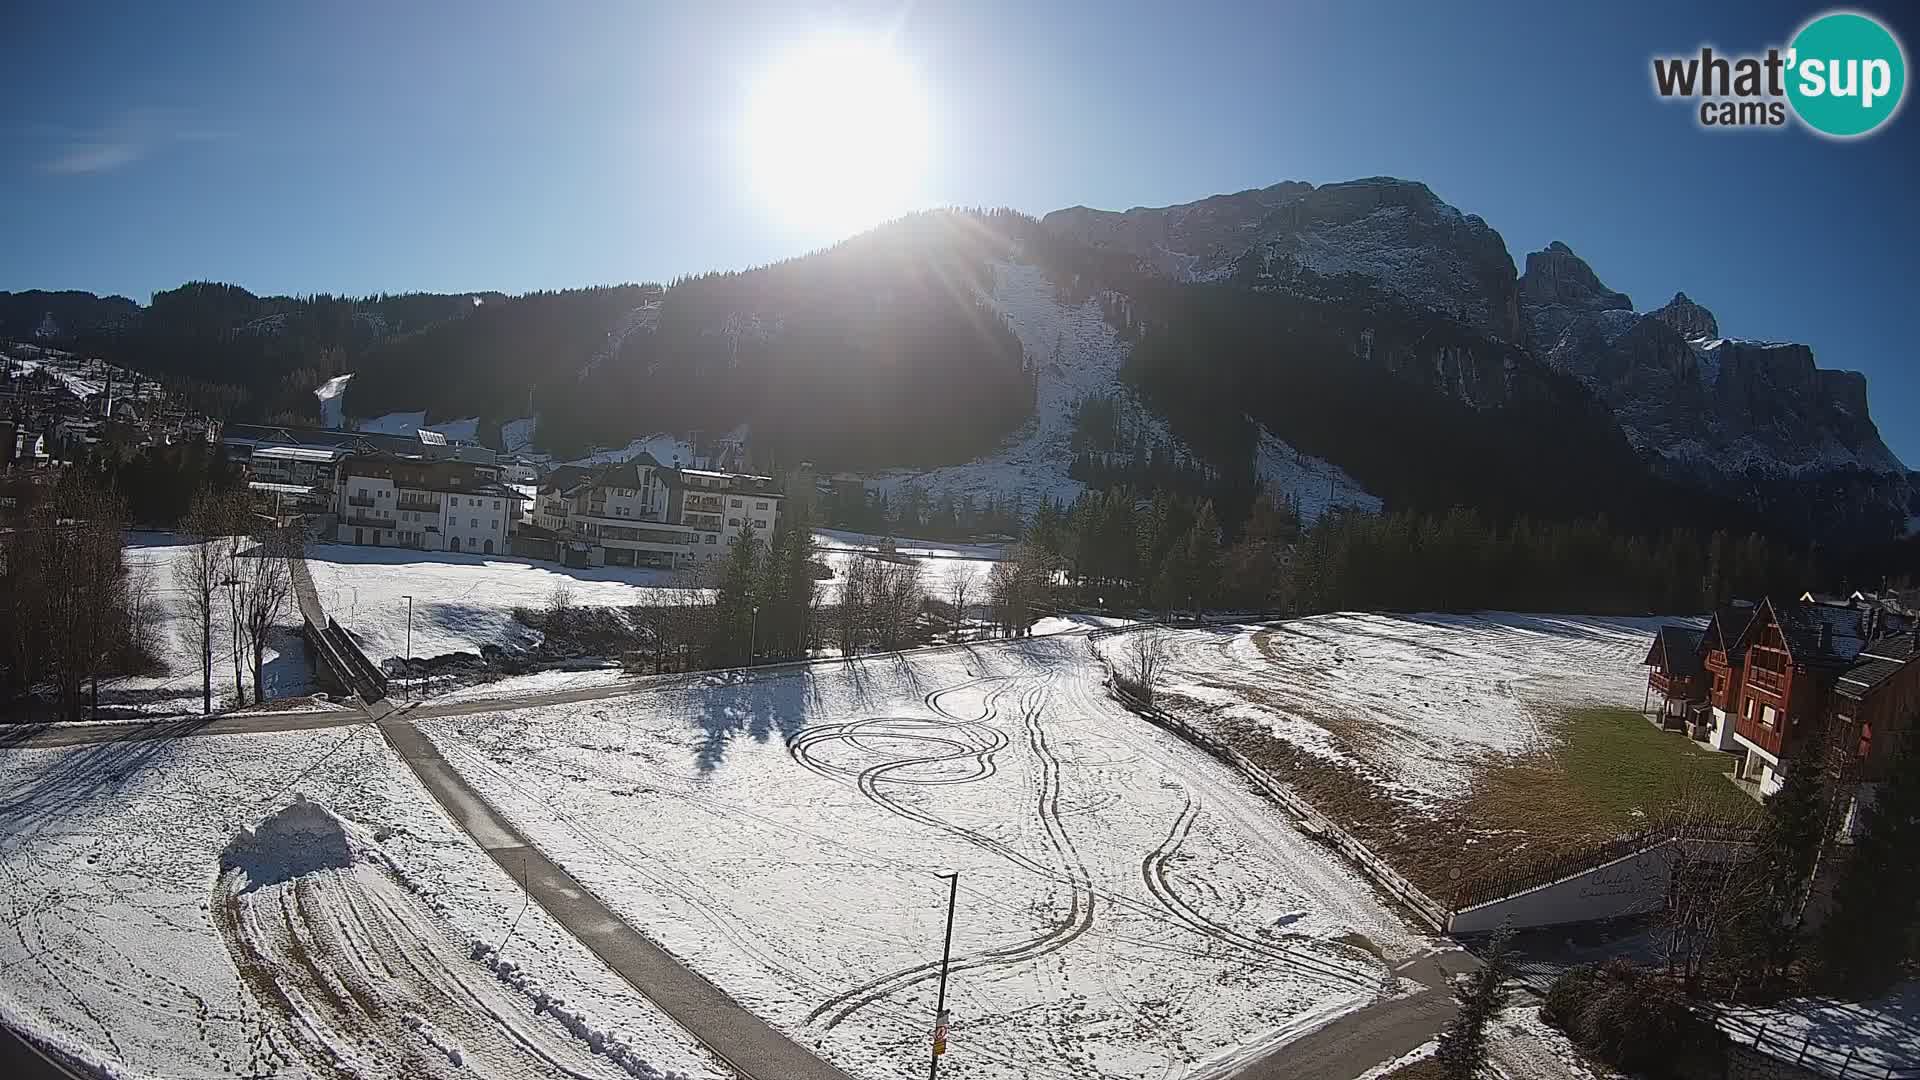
[1733, 606, 1830, 760]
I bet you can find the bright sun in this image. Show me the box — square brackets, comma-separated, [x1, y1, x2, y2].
[744, 34, 930, 234]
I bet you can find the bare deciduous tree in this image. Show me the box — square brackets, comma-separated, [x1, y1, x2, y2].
[173, 489, 233, 714]
[1119, 631, 1169, 705]
[948, 565, 979, 642]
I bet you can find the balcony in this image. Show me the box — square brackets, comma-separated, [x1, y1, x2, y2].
[347, 496, 376, 509]
[684, 494, 725, 513]
[342, 514, 391, 530]
[398, 498, 442, 514]
[1747, 665, 1787, 695]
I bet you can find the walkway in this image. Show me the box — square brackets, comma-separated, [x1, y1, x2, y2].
[379, 719, 854, 1080]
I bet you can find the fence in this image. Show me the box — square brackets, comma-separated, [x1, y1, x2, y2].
[1715, 1009, 1919, 1080]
[1087, 635, 1453, 931]
[1448, 822, 1757, 912]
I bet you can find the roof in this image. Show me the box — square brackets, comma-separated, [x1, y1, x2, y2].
[1766, 598, 1868, 666]
[1835, 658, 1907, 701]
[250, 445, 348, 463]
[1645, 626, 1706, 677]
[1703, 603, 1758, 658]
[1861, 633, 1920, 664]
[537, 465, 596, 494]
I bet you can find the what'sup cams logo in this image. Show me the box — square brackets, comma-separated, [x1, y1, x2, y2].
[1653, 10, 1906, 137]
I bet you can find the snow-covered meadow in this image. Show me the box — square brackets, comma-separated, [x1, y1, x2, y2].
[1109, 612, 1683, 807]
[109, 534, 314, 717]
[304, 544, 696, 665]
[0, 726, 728, 1080]
[415, 636, 1425, 1080]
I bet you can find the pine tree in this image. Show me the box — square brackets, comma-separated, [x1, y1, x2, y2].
[1436, 926, 1513, 1079]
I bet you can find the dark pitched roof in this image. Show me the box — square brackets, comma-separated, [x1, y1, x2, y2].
[1703, 604, 1758, 658]
[1768, 598, 1869, 666]
[538, 465, 596, 494]
[1861, 633, 1920, 664]
[1836, 658, 1907, 701]
[1645, 626, 1706, 676]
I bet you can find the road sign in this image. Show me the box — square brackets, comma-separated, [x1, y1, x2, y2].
[932, 1009, 949, 1056]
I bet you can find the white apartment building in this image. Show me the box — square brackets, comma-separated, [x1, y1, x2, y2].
[530, 456, 784, 569]
[334, 453, 524, 555]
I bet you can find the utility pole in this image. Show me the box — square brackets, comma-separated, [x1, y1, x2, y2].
[929, 870, 958, 1079]
[403, 594, 414, 697]
[749, 603, 759, 667]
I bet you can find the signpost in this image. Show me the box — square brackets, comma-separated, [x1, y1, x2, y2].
[929, 870, 958, 1079]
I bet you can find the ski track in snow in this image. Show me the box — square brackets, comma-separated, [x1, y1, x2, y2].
[0, 731, 729, 1080]
[417, 637, 1427, 1080]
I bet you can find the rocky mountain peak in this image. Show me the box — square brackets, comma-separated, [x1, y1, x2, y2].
[1043, 176, 1521, 340]
[1651, 291, 1719, 340]
[1518, 242, 1631, 312]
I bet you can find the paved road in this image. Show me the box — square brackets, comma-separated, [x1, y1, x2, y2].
[1218, 950, 1473, 1080]
[0, 709, 366, 749]
[378, 718, 856, 1080]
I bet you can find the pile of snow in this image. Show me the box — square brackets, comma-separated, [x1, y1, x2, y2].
[314, 373, 354, 428]
[0, 726, 727, 1080]
[470, 943, 700, 1080]
[219, 795, 374, 889]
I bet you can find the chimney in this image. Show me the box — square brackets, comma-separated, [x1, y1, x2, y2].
[1819, 622, 1833, 654]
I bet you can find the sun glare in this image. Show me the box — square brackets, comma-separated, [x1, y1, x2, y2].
[744, 34, 931, 234]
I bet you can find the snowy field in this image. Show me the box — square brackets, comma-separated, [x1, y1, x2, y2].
[110, 534, 313, 717]
[0, 727, 727, 1080]
[811, 529, 1007, 562]
[1719, 981, 1920, 1077]
[415, 636, 1426, 1080]
[1108, 612, 1684, 807]
[304, 545, 698, 665]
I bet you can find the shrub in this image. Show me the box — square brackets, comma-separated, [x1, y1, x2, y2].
[1542, 961, 1726, 1079]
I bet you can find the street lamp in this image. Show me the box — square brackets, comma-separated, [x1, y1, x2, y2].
[403, 594, 414, 697]
[929, 870, 959, 1079]
[749, 603, 759, 667]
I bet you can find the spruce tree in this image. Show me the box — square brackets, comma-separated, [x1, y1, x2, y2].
[1436, 926, 1513, 1080]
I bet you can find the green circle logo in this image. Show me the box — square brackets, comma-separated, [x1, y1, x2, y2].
[1787, 11, 1907, 137]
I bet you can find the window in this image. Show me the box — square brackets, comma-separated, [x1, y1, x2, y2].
[490, 520, 498, 531]
[1761, 704, 1778, 729]
[705, 534, 716, 544]
[728, 517, 740, 527]
[493, 499, 501, 510]
[756, 501, 768, 510]
[754, 519, 767, 530]
[470, 518, 479, 528]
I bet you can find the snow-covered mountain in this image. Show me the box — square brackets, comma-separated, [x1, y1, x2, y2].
[1517, 241, 1911, 537]
[1045, 177, 1522, 340]
[1046, 179, 1911, 538]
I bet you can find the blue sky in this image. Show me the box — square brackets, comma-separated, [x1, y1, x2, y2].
[2, 1, 1914, 465]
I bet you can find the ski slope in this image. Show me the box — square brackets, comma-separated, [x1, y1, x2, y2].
[415, 636, 1425, 1080]
[0, 729, 727, 1080]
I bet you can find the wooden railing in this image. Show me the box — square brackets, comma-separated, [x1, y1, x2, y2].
[1747, 665, 1787, 694]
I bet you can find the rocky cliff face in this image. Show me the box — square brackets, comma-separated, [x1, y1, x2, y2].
[1518, 242, 1909, 537]
[1045, 178, 1910, 540]
[1045, 177, 1522, 340]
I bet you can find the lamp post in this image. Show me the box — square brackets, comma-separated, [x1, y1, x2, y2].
[929, 870, 959, 1079]
[749, 603, 759, 667]
[403, 594, 414, 697]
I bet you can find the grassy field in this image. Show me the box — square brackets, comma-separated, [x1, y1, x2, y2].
[1468, 707, 1759, 849]
[1213, 704, 1759, 897]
